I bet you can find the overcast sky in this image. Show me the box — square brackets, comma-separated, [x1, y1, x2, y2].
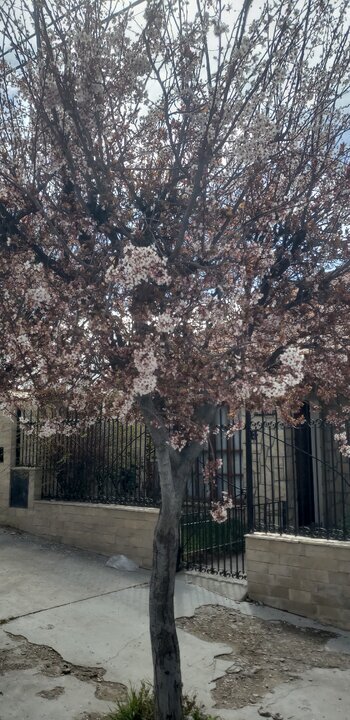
[1, 0, 349, 144]
[1, 0, 261, 65]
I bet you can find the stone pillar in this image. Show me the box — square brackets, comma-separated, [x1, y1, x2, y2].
[0, 412, 17, 518]
[26, 467, 42, 507]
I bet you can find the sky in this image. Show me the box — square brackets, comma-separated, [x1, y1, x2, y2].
[1, 0, 263, 67]
[1, 0, 349, 144]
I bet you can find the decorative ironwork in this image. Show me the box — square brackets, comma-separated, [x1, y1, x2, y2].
[16, 410, 160, 507]
[180, 406, 247, 578]
[16, 407, 350, 579]
[180, 408, 350, 578]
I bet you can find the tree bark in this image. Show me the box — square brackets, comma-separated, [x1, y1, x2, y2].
[140, 397, 217, 720]
[149, 443, 185, 720]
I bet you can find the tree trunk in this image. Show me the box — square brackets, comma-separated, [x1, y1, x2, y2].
[149, 444, 185, 720]
[141, 397, 217, 720]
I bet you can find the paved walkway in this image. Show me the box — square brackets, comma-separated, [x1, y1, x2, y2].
[1, 526, 350, 720]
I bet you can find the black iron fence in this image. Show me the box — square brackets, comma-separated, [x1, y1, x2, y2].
[16, 409, 160, 506]
[15, 408, 350, 578]
[181, 408, 247, 577]
[249, 413, 350, 542]
[180, 409, 350, 577]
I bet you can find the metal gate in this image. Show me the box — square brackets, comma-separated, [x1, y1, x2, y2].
[180, 411, 350, 578]
[180, 408, 247, 576]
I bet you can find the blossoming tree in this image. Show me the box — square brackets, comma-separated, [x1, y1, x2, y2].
[1, 0, 350, 716]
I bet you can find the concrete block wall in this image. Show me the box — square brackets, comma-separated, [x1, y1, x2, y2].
[246, 533, 350, 630]
[0, 501, 158, 568]
[0, 413, 158, 568]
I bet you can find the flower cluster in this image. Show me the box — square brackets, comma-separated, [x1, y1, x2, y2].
[106, 243, 170, 291]
[226, 418, 245, 439]
[118, 340, 159, 419]
[203, 458, 223, 484]
[334, 431, 350, 458]
[210, 491, 233, 523]
[262, 346, 305, 399]
[25, 286, 52, 306]
[156, 312, 177, 333]
[133, 341, 158, 396]
[38, 418, 75, 438]
[169, 433, 188, 452]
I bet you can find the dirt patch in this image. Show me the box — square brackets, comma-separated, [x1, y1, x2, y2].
[0, 632, 127, 704]
[95, 679, 127, 702]
[36, 686, 65, 699]
[177, 605, 350, 709]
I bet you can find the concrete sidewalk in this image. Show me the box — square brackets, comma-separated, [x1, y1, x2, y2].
[1, 526, 350, 720]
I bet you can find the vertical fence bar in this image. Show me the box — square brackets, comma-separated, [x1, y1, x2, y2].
[274, 412, 283, 533]
[101, 417, 107, 502]
[237, 423, 244, 576]
[306, 416, 314, 528]
[218, 409, 226, 576]
[15, 409, 21, 466]
[314, 422, 322, 530]
[133, 424, 138, 504]
[339, 451, 346, 539]
[138, 423, 143, 502]
[329, 429, 337, 531]
[254, 423, 261, 530]
[261, 414, 268, 531]
[290, 427, 298, 534]
[269, 423, 276, 531]
[245, 411, 254, 532]
[283, 424, 290, 531]
[321, 421, 330, 537]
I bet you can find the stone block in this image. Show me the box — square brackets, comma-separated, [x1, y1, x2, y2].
[248, 582, 271, 598]
[290, 555, 334, 571]
[247, 549, 278, 565]
[266, 562, 292, 577]
[290, 566, 329, 584]
[288, 588, 312, 604]
[267, 584, 290, 599]
[273, 598, 316, 619]
[327, 571, 350, 587]
[314, 591, 345, 608]
[268, 574, 301, 589]
[247, 534, 306, 554]
[332, 561, 350, 574]
[247, 570, 273, 586]
[316, 606, 350, 629]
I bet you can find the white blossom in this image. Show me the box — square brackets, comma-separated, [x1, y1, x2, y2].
[334, 431, 350, 458]
[25, 287, 51, 306]
[106, 243, 170, 291]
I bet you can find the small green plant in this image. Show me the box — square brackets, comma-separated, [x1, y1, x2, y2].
[105, 683, 218, 720]
[106, 684, 154, 720]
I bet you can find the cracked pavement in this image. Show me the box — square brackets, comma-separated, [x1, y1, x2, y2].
[1, 526, 350, 720]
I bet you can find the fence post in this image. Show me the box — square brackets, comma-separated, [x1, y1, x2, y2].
[245, 410, 254, 531]
[0, 412, 17, 517]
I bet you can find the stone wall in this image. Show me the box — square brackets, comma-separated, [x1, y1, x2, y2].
[0, 500, 158, 568]
[246, 533, 350, 630]
[0, 413, 158, 568]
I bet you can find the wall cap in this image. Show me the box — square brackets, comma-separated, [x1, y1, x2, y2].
[35, 500, 159, 514]
[14, 466, 41, 470]
[245, 532, 350, 549]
